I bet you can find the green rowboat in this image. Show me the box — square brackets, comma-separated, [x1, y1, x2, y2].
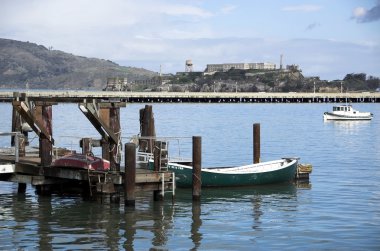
[149, 158, 298, 187]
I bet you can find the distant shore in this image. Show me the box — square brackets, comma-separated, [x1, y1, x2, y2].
[0, 90, 379, 103]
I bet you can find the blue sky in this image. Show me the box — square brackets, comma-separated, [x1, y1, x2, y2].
[1, 0, 379, 80]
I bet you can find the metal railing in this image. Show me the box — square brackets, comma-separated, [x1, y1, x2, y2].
[0, 132, 22, 162]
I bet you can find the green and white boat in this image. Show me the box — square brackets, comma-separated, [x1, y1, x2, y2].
[149, 158, 298, 188]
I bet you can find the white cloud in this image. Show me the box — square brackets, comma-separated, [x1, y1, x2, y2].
[282, 5, 322, 12]
[220, 5, 237, 14]
[352, 2, 380, 23]
[352, 7, 367, 18]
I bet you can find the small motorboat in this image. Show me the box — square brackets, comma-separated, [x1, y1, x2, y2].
[323, 105, 373, 120]
[52, 154, 110, 171]
[149, 158, 298, 187]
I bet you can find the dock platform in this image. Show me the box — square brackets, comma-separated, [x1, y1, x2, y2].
[0, 153, 174, 194]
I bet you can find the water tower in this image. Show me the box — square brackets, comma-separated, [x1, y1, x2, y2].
[185, 59, 193, 72]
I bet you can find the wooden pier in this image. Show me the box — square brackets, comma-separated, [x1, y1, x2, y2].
[0, 90, 379, 103]
[0, 153, 173, 193]
[0, 94, 175, 205]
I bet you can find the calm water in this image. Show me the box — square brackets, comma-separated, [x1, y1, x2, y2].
[0, 103, 379, 250]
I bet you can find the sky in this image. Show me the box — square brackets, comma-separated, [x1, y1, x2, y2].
[1, 0, 380, 80]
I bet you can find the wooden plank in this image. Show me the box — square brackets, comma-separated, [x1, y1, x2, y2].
[79, 102, 119, 144]
[12, 101, 54, 144]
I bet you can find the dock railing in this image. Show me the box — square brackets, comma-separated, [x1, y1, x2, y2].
[0, 132, 23, 162]
[126, 136, 193, 167]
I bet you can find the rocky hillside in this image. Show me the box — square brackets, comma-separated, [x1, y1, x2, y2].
[0, 38, 157, 89]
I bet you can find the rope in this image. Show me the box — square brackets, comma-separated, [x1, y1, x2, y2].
[192, 173, 202, 185]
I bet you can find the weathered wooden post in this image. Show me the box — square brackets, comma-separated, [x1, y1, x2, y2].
[153, 141, 161, 172]
[253, 123, 260, 164]
[80, 138, 92, 155]
[139, 105, 156, 153]
[109, 106, 121, 171]
[39, 105, 53, 167]
[125, 143, 136, 207]
[11, 105, 21, 146]
[99, 107, 111, 161]
[192, 136, 202, 201]
[153, 141, 163, 201]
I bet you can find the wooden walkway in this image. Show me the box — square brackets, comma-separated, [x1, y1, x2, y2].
[0, 90, 379, 103]
[0, 153, 174, 193]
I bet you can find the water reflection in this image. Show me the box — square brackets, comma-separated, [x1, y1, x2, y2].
[324, 120, 371, 133]
[151, 202, 174, 248]
[1, 183, 300, 250]
[191, 201, 202, 250]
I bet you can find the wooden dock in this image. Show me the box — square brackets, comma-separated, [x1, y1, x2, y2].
[0, 154, 173, 193]
[0, 95, 175, 205]
[0, 90, 379, 103]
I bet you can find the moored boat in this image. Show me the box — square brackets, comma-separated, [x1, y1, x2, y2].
[323, 105, 373, 120]
[149, 158, 298, 187]
[52, 154, 110, 171]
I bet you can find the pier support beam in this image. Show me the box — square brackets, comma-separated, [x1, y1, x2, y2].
[18, 183, 27, 194]
[80, 138, 92, 155]
[125, 143, 136, 207]
[192, 136, 202, 201]
[139, 105, 156, 153]
[253, 123, 260, 164]
[153, 141, 163, 201]
[11, 105, 21, 146]
[37, 105, 53, 167]
[80, 101, 122, 172]
[109, 106, 121, 171]
[99, 107, 111, 161]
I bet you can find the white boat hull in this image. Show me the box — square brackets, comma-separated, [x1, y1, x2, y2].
[323, 112, 373, 120]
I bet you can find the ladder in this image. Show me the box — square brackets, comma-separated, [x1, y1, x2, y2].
[161, 172, 176, 200]
[87, 170, 115, 196]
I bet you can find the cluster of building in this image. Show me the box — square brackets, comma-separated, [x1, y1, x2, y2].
[205, 62, 276, 73]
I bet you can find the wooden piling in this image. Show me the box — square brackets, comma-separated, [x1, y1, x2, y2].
[139, 105, 156, 153]
[11, 105, 21, 146]
[18, 134, 26, 157]
[125, 143, 136, 207]
[18, 183, 27, 194]
[153, 141, 161, 172]
[80, 138, 92, 155]
[253, 123, 260, 164]
[39, 105, 53, 167]
[192, 136, 202, 201]
[99, 107, 111, 161]
[109, 106, 121, 171]
[153, 141, 163, 201]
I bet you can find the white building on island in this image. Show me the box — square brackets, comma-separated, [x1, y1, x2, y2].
[205, 62, 276, 73]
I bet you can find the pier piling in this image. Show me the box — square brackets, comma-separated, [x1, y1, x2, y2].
[139, 105, 156, 153]
[153, 141, 164, 201]
[80, 138, 92, 155]
[253, 123, 260, 164]
[125, 143, 136, 207]
[38, 105, 53, 167]
[109, 106, 121, 171]
[18, 183, 27, 194]
[192, 136, 202, 201]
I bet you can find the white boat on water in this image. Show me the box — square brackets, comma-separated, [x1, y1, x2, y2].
[323, 105, 373, 120]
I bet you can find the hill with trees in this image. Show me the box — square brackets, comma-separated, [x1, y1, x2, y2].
[0, 38, 157, 89]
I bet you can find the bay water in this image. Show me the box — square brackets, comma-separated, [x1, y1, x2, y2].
[0, 102, 379, 250]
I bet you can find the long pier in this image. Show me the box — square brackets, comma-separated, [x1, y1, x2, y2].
[0, 90, 379, 103]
